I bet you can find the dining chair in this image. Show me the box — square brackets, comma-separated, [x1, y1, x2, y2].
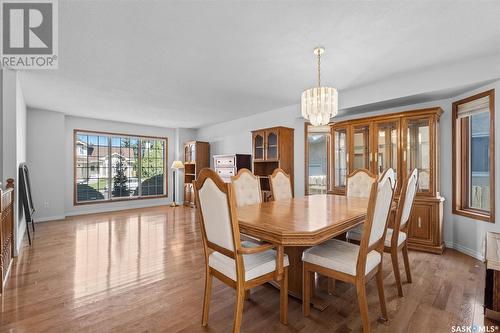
[194, 168, 289, 333]
[270, 168, 293, 201]
[231, 168, 262, 207]
[302, 168, 396, 333]
[347, 169, 377, 198]
[327, 168, 377, 294]
[347, 168, 418, 296]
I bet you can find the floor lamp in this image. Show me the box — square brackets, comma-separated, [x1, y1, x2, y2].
[170, 160, 184, 207]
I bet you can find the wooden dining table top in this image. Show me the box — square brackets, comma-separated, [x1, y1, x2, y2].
[237, 194, 370, 246]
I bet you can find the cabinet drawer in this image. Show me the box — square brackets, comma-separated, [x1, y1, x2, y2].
[215, 168, 236, 178]
[214, 156, 236, 167]
[408, 204, 432, 242]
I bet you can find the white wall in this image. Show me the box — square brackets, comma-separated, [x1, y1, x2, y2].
[196, 105, 306, 197]
[2, 70, 27, 253]
[2, 70, 17, 188]
[16, 75, 27, 250]
[197, 81, 500, 260]
[26, 109, 193, 220]
[27, 109, 66, 221]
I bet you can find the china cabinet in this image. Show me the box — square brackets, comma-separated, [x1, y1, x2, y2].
[252, 126, 294, 201]
[183, 141, 210, 207]
[328, 107, 444, 253]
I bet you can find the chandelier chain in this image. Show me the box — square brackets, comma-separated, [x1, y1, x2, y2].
[317, 50, 321, 87]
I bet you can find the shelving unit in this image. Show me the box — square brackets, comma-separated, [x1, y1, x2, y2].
[183, 141, 210, 207]
[252, 126, 294, 201]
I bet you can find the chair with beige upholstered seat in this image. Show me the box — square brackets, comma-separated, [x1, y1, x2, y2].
[194, 168, 289, 333]
[270, 168, 293, 201]
[342, 169, 377, 242]
[327, 169, 376, 294]
[231, 169, 263, 243]
[347, 169, 377, 198]
[302, 168, 396, 333]
[231, 168, 262, 207]
[347, 168, 418, 296]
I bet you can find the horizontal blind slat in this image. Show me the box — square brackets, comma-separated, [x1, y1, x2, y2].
[457, 96, 490, 118]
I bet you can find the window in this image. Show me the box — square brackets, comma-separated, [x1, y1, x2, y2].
[452, 90, 495, 222]
[74, 130, 167, 204]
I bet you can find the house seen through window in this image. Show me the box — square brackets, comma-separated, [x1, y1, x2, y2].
[75, 131, 167, 204]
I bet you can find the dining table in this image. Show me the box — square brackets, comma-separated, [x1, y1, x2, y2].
[237, 194, 371, 309]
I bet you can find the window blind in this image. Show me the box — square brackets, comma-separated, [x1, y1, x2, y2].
[457, 95, 490, 118]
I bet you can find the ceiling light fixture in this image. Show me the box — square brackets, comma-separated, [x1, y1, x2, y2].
[301, 47, 338, 126]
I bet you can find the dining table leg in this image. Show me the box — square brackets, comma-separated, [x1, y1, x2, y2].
[274, 245, 284, 282]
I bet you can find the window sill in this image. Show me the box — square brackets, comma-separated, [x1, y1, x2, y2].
[74, 194, 168, 206]
[452, 208, 493, 222]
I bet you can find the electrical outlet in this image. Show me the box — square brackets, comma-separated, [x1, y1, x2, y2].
[44, 201, 49, 209]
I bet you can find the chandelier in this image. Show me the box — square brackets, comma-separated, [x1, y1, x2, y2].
[301, 47, 338, 126]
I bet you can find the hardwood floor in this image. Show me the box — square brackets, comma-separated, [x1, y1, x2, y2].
[0, 206, 493, 332]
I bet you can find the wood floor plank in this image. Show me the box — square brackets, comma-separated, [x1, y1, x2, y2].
[0, 206, 490, 332]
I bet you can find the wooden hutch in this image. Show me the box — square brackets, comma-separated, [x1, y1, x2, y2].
[1, 179, 14, 294]
[252, 126, 294, 201]
[329, 107, 444, 254]
[183, 141, 210, 207]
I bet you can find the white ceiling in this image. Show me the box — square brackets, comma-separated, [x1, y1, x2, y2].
[20, 1, 500, 128]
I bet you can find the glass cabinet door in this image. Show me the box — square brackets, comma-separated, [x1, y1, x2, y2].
[333, 127, 348, 189]
[306, 125, 330, 195]
[184, 144, 190, 163]
[266, 130, 278, 160]
[375, 121, 399, 184]
[406, 118, 431, 193]
[253, 133, 265, 160]
[190, 144, 196, 162]
[185, 143, 194, 163]
[352, 124, 371, 171]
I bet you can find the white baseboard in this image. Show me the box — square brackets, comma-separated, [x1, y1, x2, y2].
[17, 220, 27, 254]
[445, 241, 484, 261]
[65, 201, 171, 218]
[34, 215, 66, 223]
[34, 203, 173, 222]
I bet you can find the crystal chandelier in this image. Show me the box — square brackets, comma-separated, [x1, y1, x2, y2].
[301, 47, 338, 126]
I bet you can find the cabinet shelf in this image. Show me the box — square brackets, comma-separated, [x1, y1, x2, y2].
[183, 141, 210, 207]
